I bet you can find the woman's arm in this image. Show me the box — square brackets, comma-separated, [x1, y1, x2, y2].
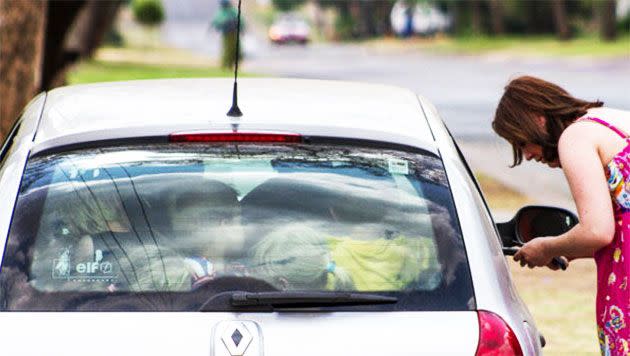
[546, 124, 615, 259]
[514, 124, 615, 266]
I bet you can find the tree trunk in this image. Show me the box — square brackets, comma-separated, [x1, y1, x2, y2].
[447, 1, 465, 34]
[523, 1, 555, 35]
[310, 0, 325, 39]
[375, 1, 394, 36]
[488, 0, 504, 35]
[0, 0, 121, 141]
[600, 0, 617, 41]
[0, 0, 47, 141]
[524, 1, 539, 34]
[67, 1, 122, 57]
[50, 0, 122, 88]
[360, 1, 376, 37]
[348, 0, 362, 38]
[551, 0, 571, 41]
[470, 0, 483, 35]
[40, 0, 85, 90]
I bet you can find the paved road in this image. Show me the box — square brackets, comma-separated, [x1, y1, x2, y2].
[243, 43, 630, 139]
[161, 1, 629, 139]
[161, 0, 630, 213]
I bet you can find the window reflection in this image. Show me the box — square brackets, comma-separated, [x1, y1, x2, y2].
[1, 144, 472, 311]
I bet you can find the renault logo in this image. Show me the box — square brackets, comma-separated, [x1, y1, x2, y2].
[213, 320, 262, 356]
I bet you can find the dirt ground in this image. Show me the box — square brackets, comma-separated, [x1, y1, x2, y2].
[477, 172, 599, 354]
[509, 258, 599, 355]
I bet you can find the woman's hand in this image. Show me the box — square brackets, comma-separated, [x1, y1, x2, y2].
[513, 237, 555, 268]
[545, 256, 569, 271]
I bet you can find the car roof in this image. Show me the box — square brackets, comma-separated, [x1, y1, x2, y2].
[33, 78, 437, 154]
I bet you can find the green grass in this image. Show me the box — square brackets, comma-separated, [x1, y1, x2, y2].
[444, 34, 630, 57]
[367, 34, 630, 58]
[67, 60, 243, 85]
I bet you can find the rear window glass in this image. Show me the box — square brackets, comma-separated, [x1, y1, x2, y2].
[0, 143, 473, 311]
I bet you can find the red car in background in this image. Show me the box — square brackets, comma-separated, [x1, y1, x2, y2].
[268, 13, 310, 45]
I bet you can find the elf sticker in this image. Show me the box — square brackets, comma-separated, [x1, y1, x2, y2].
[52, 248, 116, 282]
[52, 248, 72, 278]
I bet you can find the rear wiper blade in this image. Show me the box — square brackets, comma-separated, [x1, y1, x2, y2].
[230, 291, 397, 307]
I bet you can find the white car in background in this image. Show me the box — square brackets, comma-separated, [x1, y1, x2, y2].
[0, 78, 575, 355]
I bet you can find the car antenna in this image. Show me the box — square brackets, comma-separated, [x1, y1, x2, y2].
[227, 0, 243, 119]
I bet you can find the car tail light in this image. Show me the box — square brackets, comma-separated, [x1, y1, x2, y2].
[476, 311, 524, 356]
[169, 132, 302, 143]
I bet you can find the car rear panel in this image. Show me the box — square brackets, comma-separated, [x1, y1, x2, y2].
[0, 312, 479, 356]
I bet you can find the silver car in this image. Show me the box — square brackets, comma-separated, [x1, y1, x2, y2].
[0, 78, 571, 355]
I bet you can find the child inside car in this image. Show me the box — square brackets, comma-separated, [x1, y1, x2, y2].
[249, 223, 438, 292]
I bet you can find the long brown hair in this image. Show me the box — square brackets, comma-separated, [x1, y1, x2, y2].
[492, 75, 603, 166]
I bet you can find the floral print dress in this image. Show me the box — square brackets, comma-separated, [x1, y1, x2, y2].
[577, 117, 630, 355]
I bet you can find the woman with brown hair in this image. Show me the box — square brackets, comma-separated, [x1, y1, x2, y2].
[493, 75, 629, 355]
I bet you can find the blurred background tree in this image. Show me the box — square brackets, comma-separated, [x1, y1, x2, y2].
[275, 0, 627, 41]
[131, 0, 165, 26]
[273, 0, 307, 12]
[1, 0, 627, 142]
[439, 0, 623, 40]
[598, 0, 618, 40]
[131, 0, 164, 47]
[318, 0, 395, 39]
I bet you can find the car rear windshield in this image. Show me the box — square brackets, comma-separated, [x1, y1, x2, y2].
[0, 143, 474, 311]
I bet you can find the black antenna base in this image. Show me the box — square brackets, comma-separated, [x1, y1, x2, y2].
[227, 105, 242, 117]
[226, 0, 243, 119]
[227, 81, 243, 117]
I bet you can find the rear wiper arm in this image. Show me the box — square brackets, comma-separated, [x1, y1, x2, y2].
[230, 291, 397, 307]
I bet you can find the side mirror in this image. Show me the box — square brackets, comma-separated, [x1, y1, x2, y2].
[497, 206, 578, 270]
